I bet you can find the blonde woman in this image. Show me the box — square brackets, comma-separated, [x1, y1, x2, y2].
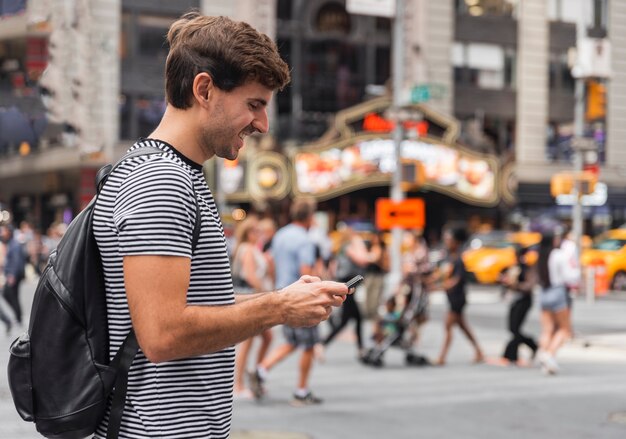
[232, 217, 274, 398]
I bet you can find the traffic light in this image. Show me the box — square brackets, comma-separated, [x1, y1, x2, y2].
[550, 173, 574, 197]
[586, 80, 606, 121]
[550, 171, 597, 197]
[579, 171, 597, 195]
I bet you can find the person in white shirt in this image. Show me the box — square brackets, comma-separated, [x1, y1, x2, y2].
[536, 232, 580, 374]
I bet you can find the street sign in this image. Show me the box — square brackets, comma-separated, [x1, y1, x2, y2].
[410, 84, 447, 104]
[571, 137, 597, 151]
[376, 198, 425, 230]
[346, 0, 396, 17]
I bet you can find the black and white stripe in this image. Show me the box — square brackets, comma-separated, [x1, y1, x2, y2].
[93, 139, 235, 438]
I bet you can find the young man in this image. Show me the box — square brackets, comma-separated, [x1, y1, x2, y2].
[250, 198, 325, 406]
[92, 12, 348, 438]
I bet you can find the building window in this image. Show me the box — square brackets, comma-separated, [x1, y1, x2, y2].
[277, 0, 292, 20]
[314, 2, 352, 35]
[549, 0, 607, 34]
[137, 15, 177, 58]
[456, 0, 518, 18]
[453, 42, 511, 90]
[0, 0, 26, 17]
[275, 3, 392, 142]
[548, 52, 575, 92]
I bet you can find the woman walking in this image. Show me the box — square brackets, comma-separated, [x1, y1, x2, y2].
[434, 228, 484, 366]
[536, 232, 579, 374]
[323, 225, 371, 360]
[490, 247, 538, 366]
[231, 217, 274, 398]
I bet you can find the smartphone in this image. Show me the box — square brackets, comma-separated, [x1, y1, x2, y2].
[345, 275, 365, 291]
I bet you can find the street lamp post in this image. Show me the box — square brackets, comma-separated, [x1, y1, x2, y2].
[389, 0, 405, 288]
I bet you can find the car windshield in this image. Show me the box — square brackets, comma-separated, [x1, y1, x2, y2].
[593, 239, 626, 251]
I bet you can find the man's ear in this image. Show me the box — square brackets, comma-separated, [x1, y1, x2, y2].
[192, 72, 214, 109]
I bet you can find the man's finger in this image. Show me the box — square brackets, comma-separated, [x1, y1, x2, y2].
[320, 280, 349, 295]
[300, 275, 321, 283]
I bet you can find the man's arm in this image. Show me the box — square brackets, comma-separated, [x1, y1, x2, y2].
[234, 292, 267, 303]
[124, 255, 347, 364]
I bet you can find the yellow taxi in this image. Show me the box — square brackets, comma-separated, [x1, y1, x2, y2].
[462, 231, 541, 284]
[581, 229, 626, 291]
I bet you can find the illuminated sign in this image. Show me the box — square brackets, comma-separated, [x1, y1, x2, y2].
[292, 97, 500, 206]
[294, 138, 497, 204]
[376, 198, 425, 230]
[207, 98, 502, 207]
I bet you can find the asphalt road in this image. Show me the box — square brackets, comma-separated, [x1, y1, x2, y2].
[1, 280, 625, 439]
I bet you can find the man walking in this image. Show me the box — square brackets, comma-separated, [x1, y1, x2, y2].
[1, 224, 26, 329]
[92, 12, 348, 439]
[250, 198, 326, 406]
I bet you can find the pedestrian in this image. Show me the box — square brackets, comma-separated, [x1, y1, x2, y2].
[231, 217, 274, 399]
[27, 228, 50, 276]
[536, 232, 579, 374]
[2, 223, 26, 327]
[490, 246, 538, 366]
[91, 12, 349, 438]
[432, 227, 484, 366]
[0, 225, 14, 334]
[322, 225, 371, 360]
[362, 232, 388, 319]
[371, 295, 402, 343]
[399, 231, 431, 349]
[250, 198, 328, 406]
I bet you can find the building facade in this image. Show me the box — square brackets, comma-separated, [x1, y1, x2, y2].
[0, 0, 623, 233]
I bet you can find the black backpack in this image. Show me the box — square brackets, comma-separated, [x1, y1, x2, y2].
[7, 146, 200, 439]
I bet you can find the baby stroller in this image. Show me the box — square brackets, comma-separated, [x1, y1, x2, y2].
[362, 277, 430, 368]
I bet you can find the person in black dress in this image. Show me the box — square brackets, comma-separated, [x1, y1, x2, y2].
[434, 228, 484, 366]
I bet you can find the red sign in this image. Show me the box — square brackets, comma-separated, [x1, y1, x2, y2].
[375, 198, 425, 230]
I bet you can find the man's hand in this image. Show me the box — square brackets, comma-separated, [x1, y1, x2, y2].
[277, 275, 348, 327]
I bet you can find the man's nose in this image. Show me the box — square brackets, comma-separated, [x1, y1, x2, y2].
[254, 109, 269, 134]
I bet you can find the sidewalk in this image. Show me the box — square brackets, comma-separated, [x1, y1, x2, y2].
[2, 280, 626, 439]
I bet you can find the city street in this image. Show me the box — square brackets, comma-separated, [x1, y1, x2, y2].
[0, 279, 625, 439]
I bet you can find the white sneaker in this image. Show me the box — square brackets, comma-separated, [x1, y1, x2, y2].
[536, 351, 548, 367]
[543, 355, 559, 375]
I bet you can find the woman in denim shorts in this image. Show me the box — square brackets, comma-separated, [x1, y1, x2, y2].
[536, 232, 580, 374]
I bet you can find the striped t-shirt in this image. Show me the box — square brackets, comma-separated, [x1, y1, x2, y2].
[92, 138, 235, 438]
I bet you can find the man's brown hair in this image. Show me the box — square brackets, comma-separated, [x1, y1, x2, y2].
[165, 11, 291, 109]
[290, 197, 317, 223]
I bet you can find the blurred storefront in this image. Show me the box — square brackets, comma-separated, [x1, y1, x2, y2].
[0, 0, 186, 230]
[206, 96, 507, 237]
[2, 0, 626, 235]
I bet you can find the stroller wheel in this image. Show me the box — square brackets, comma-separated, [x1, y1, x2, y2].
[371, 357, 384, 368]
[405, 352, 429, 366]
[362, 349, 384, 367]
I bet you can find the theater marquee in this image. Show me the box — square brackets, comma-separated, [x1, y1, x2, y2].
[206, 97, 502, 207]
[292, 97, 500, 206]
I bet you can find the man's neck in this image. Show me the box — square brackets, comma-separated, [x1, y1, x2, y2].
[149, 106, 211, 164]
[291, 221, 309, 230]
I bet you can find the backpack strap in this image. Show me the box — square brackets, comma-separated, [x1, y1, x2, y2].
[100, 145, 202, 438]
[95, 146, 163, 194]
[95, 145, 201, 253]
[106, 330, 139, 439]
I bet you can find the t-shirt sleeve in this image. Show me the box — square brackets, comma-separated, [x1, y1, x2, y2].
[113, 158, 197, 258]
[298, 238, 316, 268]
